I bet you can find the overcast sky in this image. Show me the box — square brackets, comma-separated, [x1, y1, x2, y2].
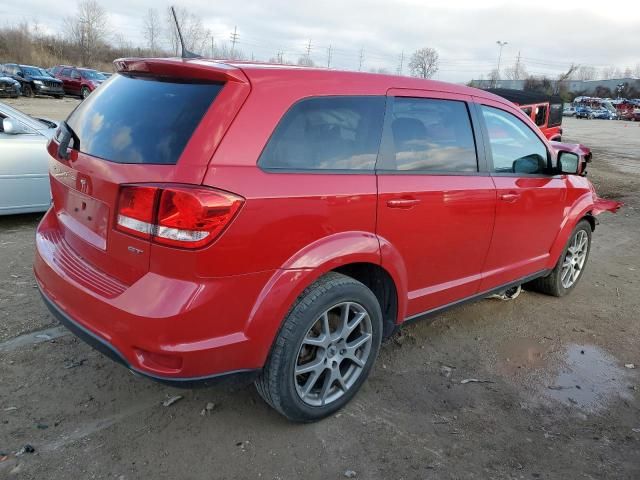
[2, 0, 639, 82]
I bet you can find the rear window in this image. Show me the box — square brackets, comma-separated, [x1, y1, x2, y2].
[258, 96, 385, 171]
[66, 74, 223, 164]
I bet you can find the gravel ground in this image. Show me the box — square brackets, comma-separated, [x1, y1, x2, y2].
[1, 101, 639, 479]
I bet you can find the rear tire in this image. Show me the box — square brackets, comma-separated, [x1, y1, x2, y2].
[81, 87, 90, 99]
[255, 272, 383, 422]
[526, 220, 592, 297]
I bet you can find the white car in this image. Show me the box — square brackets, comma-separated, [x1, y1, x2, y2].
[563, 106, 577, 117]
[0, 101, 57, 215]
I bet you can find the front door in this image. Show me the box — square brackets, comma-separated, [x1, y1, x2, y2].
[376, 90, 497, 317]
[474, 99, 567, 291]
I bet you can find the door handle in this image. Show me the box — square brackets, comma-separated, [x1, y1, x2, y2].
[387, 198, 421, 209]
[500, 193, 520, 202]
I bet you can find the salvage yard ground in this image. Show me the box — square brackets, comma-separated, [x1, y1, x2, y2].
[1, 97, 639, 479]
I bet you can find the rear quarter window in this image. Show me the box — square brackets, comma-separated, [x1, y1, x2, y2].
[66, 74, 223, 164]
[258, 96, 385, 171]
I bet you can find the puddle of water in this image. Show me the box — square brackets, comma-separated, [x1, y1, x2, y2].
[495, 340, 634, 413]
[496, 338, 549, 376]
[545, 344, 633, 412]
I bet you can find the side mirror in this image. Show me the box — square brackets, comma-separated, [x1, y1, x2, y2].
[513, 154, 547, 174]
[2, 118, 30, 135]
[16, 71, 24, 77]
[557, 151, 581, 175]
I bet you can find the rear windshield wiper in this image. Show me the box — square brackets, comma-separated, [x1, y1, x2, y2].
[57, 121, 80, 160]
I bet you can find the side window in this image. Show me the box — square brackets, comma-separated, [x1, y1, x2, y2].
[548, 103, 563, 127]
[534, 105, 547, 126]
[481, 105, 549, 175]
[61, 68, 72, 76]
[521, 106, 533, 118]
[386, 97, 478, 172]
[259, 96, 385, 171]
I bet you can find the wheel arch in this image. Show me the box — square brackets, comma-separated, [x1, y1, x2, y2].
[548, 196, 597, 269]
[244, 232, 407, 365]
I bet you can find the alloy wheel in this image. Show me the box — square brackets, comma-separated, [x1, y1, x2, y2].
[294, 301, 373, 407]
[561, 230, 589, 288]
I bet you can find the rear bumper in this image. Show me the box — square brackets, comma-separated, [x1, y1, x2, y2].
[38, 287, 259, 387]
[34, 209, 274, 383]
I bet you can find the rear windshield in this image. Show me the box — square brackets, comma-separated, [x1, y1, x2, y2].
[66, 74, 223, 164]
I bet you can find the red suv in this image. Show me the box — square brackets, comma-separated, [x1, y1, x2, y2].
[35, 58, 620, 422]
[51, 65, 107, 98]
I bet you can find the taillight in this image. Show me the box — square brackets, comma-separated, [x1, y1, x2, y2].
[116, 185, 244, 249]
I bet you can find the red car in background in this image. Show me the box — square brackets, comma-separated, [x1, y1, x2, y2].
[485, 89, 564, 141]
[35, 59, 619, 422]
[50, 65, 107, 98]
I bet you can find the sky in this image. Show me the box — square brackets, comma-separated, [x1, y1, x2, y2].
[2, 0, 640, 82]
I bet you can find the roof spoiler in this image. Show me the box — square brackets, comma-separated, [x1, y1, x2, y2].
[112, 58, 249, 84]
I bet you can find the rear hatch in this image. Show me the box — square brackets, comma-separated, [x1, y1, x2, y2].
[46, 58, 250, 285]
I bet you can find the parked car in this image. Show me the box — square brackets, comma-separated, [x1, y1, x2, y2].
[0, 74, 21, 98]
[35, 59, 620, 422]
[51, 66, 107, 98]
[1, 63, 64, 98]
[592, 109, 617, 120]
[0, 101, 57, 214]
[622, 108, 640, 121]
[484, 89, 564, 141]
[562, 106, 577, 117]
[575, 106, 594, 119]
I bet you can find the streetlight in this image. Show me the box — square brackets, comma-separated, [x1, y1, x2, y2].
[495, 40, 508, 81]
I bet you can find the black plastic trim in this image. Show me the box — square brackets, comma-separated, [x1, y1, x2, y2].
[38, 286, 260, 388]
[402, 269, 551, 325]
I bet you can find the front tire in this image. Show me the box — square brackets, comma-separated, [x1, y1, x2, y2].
[81, 87, 90, 99]
[22, 84, 34, 97]
[255, 272, 383, 422]
[527, 220, 592, 297]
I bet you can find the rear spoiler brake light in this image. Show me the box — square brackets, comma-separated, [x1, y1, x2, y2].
[113, 58, 249, 84]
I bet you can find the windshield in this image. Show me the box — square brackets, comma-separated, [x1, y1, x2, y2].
[21, 66, 43, 77]
[80, 69, 105, 80]
[66, 73, 224, 164]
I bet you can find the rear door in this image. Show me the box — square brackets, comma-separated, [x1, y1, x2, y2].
[473, 98, 567, 290]
[47, 61, 250, 284]
[59, 68, 73, 94]
[376, 90, 496, 317]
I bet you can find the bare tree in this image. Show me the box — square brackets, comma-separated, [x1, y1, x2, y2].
[634, 63, 640, 78]
[504, 61, 528, 80]
[487, 68, 500, 84]
[143, 8, 161, 56]
[574, 65, 597, 81]
[408, 47, 439, 79]
[165, 7, 210, 56]
[601, 66, 619, 80]
[64, 0, 109, 66]
[297, 55, 315, 67]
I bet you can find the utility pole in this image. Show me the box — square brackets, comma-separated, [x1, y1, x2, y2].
[514, 50, 521, 79]
[211, 36, 215, 58]
[276, 51, 284, 64]
[230, 26, 239, 59]
[327, 44, 332, 68]
[397, 50, 404, 75]
[358, 48, 365, 71]
[305, 39, 312, 63]
[495, 40, 508, 81]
